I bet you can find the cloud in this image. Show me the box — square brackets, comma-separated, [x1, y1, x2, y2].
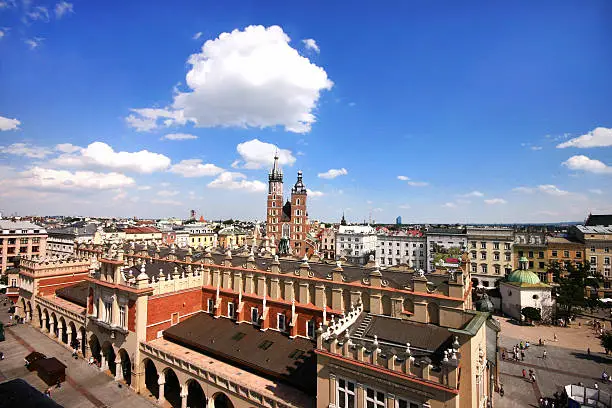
[398, 204, 411, 209]
[0, 142, 52, 158]
[125, 108, 189, 132]
[169, 159, 223, 177]
[442, 202, 456, 208]
[0, 27, 8, 40]
[406, 181, 429, 187]
[0, 115, 21, 131]
[530, 146, 542, 151]
[397, 175, 409, 181]
[459, 190, 484, 197]
[24, 37, 43, 49]
[562, 155, 612, 174]
[484, 198, 507, 205]
[372, 207, 383, 213]
[26, 6, 49, 22]
[126, 25, 333, 134]
[54, 143, 80, 153]
[318, 168, 347, 179]
[589, 189, 603, 195]
[151, 199, 182, 206]
[512, 186, 534, 193]
[307, 189, 324, 197]
[51, 141, 171, 174]
[207, 171, 266, 192]
[54, 1, 73, 18]
[3, 167, 135, 191]
[137, 185, 152, 191]
[514, 184, 570, 196]
[161, 133, 198, 141]
[192, 31, 202, 40]
[234, 138, 295, 169]
[557, 127, 612, 148]
[157, 190, 179, 197]
[302, 38, 320, 53]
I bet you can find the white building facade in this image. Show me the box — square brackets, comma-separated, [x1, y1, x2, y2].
[335, 225, 377, 265]
[376, 231, 426, 269]
[425, 228, 467, 273]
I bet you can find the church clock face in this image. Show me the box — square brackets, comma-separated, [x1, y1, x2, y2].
[282, 223, 290, 239]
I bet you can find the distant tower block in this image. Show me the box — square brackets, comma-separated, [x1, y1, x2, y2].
[190, 209, 196, 220]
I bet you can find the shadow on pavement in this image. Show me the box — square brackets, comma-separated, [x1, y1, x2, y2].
[570, 352, 612, 365]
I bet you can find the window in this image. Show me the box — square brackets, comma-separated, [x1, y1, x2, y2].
[365, 387, 385, 408]
[336, 378, 355, 408]
[119, 305, 127, 328]
[207, 298, 214, 313]
[551, 250, 558, 257]
[539, 262, 545, 269]
[20, 246, 27, 253]
[20, 237, 28, 244]
[480, 242, 486, 249]
[251, 307, 259, 324]
[103, 301, 112, 324]
[563, 250, 570, 258]
[538, 251, 545, 259]
[10, 279, 17, 287]
[605, 257, 610, 265]
[471, 251, 476, 260]
[518, 251, 524, 257]
[231, 332, 246, 341]
[528, 251, 534, 258]
[529, 261, 534, 269]
[481, 265, 488, 274]
[606, 247, 610, 253]
[32, 237, 40, 244]
[277, 313, 286, 331]
[494, 252, 500, 261]
[397, 398, 420, 408]
[258, 340, 274, 350]
[307, 320, 315, 339]
[591, 256, 597, 265]
[494, 265, 501, 275]
[591, 246, 596, 252]
[471, 241, 476, 248]
[471, 264, 477, 273]
[227, 302, 235, 318]
[480, 252, 486, 260]
[576, 251, 582, 258]
[504, 243, 511, 250]
[493, 242, 500, 250]
[505, 253, 511, 261]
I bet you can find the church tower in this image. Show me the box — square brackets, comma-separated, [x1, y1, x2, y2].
[291, 171, 309, 257]
[266, 154, 283, 243]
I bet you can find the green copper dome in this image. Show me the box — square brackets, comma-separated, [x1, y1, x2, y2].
[507, 269, 541, 285]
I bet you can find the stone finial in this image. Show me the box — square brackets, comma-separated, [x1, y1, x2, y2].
[452, 336, 460, 351]
[405, 342, 411, 356]
[443, 350, 449, 363]
[373, 335, 379, 347]
[225, 249, 232, 259]
[273, 254, 279, 262]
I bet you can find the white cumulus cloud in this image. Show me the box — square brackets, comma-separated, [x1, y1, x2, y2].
[562, 155, 612, 174]
[234, 138, 295, 169]
[169, 159, 224, 178]
[192, 31, 203, 40]
[51, 141, 171, 174]
[514, 185, 570, 196]
[157, 190, 179, 197]
[460, 190, 484, 197]
[557, 127, 612, 149]
[484, 198, 507, 205]
[3, 167, 135, 191]
[161, 133, 198, 141]
[302, 38, 320, 53]
[207, 171, 266, 192]
[406, 181, 429, 187]
[0, 115, 20, 131]
[151, 199, 182, 206]
[55, 1, 73, 18]
[398, 204, 411, 209]
[442, 202, 456, 208]
[307, 189, 324, 197]
[589, 189, 603, 195]
[126, 25, 333, 134]
[0, 143, 52, 158]
[318, 168, 347, 179]
[397, 175, 409, 181]
[24, 37, 44, 49]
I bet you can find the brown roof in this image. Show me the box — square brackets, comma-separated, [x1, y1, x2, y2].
[55, 281, 89, 307]
[163, 312, 316, 394]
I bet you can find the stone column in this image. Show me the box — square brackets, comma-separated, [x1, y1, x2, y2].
[180, 384, 188, 408]
[329, 374, 337, 406]
[66, 328, 72, 347]
[25, 311, 31, 322]
[356, 382, 365, 408]
[157, 372, 166, 405]
[42, 316, 48, 331]
[58, 325, 64, 342]
[49, 321, 56, 337]
[114, 361, 122, 381]
[386, 393, 396, 408]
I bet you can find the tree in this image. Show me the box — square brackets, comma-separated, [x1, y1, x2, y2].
[553, 260, 597, 322]
[521, 307, 542, 322]
[601, 331, 612, 355]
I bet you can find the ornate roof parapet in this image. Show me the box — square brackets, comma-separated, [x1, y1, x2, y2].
[298, 255, 310, 277]
[332, 261, 343, 282]
[322, 301, 362, 341]
[270, 255, 281, 274]
[368, 260, 382, 287]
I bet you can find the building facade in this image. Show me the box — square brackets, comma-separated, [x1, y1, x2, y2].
[319, 227, 336, 260]
[335, 225, 377, 265]
[46, 224, 97, 258]
[265, 155, 313, 258]
[0, 220, 47, 274]
[513, 232, 548, 282]
[426, 228, 467, 273]
[466, 227, 514, 288]
[15, 241, 495, 408]
[377, 230, 426, 269]
[571, 226, 612, 288]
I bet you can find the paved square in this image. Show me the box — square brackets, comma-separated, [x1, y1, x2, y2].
[494, 316, 612, 407]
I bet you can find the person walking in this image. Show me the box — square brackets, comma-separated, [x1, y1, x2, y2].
[522, 369, 527, 378]
[543, 350, 547, 359]
[587, 348, 591, 356]
[521, 350, 525, 361]
[499, 384, 505, 397]
[554, 333, 558, 342]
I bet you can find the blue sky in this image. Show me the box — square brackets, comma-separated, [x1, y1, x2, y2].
[1, 0, 611, 223]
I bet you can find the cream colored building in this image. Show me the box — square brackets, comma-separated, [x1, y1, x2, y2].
[467, 227, 514, 288]
[0, 220, 47, 273]
[572, 225, 612, 288]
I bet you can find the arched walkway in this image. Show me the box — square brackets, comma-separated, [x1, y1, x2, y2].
[59, 317, 68, 344]
[43, 309, 50, 332]
[89, 334, 101, 364]
[162, 368, 181, 408]
[79, 327, 87, 356]
[50, 313, 58, 337]
[118, 348, 132, 385]
[36, 305, 43, 329]
[185, 379, 207, 408]
[143, 358, 159, 399]
[68, 322, 78, 350]
[213, 392, 235, 408]
[101, 341, 117, 376]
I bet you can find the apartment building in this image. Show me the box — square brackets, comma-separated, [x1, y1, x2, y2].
[335, 225, 377, 265]
[0, 220, 47, 273]
[571, 225, 612, 288]
[376, 230, 426, 269]
[546, 236, 585, 281]
[184, 224, 218, 248]
[46, 224, 97, 257]
[426, 228, 467, 273]
[513, 232, 548, 282]
[319, 227, 336, 260]
[467, 227, 514, 287]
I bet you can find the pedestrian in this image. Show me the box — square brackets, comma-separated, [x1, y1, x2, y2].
[554, 333, 558, 342]
[538, 397, 544, 407]
[531, 373, 537, 383]
[521, 350, 525, 361]
[501, 351, 506, 360]
[539, 338, 543, 346]
[522, 369, 527, 378]
[543, 399, 549, 407]
[543, 350, 547, 359]
[594, 383, 599, 390]
[499, 384, 505, 397]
